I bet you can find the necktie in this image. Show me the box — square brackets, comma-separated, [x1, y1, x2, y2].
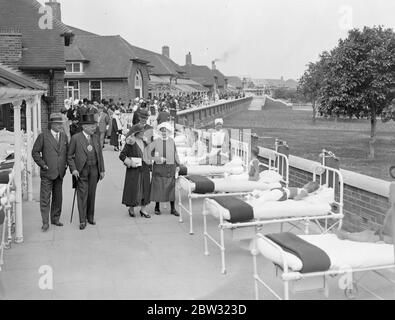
[55, 133, 59, 143]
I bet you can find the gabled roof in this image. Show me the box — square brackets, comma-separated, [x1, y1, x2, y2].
[123, 43, 185, 76]
[0, 63, 47, 90]
[0, 0, 72, 69]
[212, 69, 227, 88]
[181, 64, 215, 87]
[65, 35, 145, 79]
[66, 46, 88, 62]
[226, 76, 243, 89]
[66, 25, 98, 36]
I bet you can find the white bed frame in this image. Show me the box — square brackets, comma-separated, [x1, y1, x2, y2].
[0, 170, 16, 271]
[177, 142, 287, 235]
[177, 137, 252, 235]
[252, 233, 395, 300]
[202, 152, 344, 275]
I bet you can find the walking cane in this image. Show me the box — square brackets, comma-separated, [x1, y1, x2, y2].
[70, 176, 78, 224]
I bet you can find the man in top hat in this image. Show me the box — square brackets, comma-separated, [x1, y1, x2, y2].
[68, 114, 105, 230]
[32, 113, 69, 232]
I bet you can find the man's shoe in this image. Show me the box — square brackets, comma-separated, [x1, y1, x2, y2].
[79, 223, 87, 230]
[171, 210, 180, 217]
[87, 220, 96, 225]
[42, 224, 49, 232]
[155, 209, 162, 216]
[51, 221, 64, 227]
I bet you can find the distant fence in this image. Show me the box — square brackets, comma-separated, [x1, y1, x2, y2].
[258, 146, 390, 232]
[176, 97, 253, 128]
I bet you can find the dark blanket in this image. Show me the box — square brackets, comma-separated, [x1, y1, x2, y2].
[179, 165, 188, 176]
[187, 175, 215, 194]
[214, 196, 254, 223]
[0, 169, 12, 184]
[266, 232, 331, 273]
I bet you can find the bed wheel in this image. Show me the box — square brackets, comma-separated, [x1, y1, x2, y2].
[344, 284, 358, 299]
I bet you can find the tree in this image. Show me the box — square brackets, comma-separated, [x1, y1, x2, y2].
[318, 26, 395, 159]
[298, 52, 330, 123]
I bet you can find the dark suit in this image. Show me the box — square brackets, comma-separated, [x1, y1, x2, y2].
[96, 112, 110, 148]
[67, 132, 105, 224]
[32, 130, 68, 225]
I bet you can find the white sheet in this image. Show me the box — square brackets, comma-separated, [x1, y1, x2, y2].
[256, 234, 395, 272]
[206, 187, 334, 221]
[182, 158, 245, 176]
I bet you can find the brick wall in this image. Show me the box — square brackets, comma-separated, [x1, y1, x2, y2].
[258, 149, 391, 233]
[24, 69, 64, 130]
[0, 27, 22, 68]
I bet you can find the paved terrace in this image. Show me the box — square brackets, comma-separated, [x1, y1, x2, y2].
[1, 147, 395, 300]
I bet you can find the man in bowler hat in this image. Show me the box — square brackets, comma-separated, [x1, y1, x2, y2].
[32, 113, 69, 232]
[68, 114, 105, 230]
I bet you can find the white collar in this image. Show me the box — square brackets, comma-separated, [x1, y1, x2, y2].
[51, 129, 59, 137]
[82, 131, 91, 140]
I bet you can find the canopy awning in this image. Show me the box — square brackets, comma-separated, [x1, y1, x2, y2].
[0, 87, 45, 105]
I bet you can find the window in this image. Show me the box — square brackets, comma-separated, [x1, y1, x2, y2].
[89, 80, 102, 102]
[65, 62, 83, 73]
[135, 69, 143, 98]
[64, 80, 80, 101]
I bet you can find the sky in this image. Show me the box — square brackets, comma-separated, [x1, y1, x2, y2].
[38, 0, 395, 80]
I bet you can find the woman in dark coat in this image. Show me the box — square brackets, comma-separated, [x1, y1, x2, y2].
[110, 110, 122, 151]
[119, 124, 151, 218]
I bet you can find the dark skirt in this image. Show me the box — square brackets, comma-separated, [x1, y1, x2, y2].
[122, 165, 151, 207]
[150, 164, 176, 202]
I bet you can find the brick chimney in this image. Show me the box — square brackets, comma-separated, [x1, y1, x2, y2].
[162, 46, 170, 58]
[212, 60, 216, 70]
[45, 0, 62, 22]
[186, 52, 192, 65]
[0, 27, 22, 69]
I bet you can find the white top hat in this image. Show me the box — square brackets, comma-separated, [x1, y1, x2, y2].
[157, 122, 174, 132]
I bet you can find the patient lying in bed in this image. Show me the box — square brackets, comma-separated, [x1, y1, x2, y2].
[247, 181, 320, 203]
[334, 212, 393, 244]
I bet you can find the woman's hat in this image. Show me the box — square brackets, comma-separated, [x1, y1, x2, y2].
[127, 124, 145, 137]
[114, 110, 121, 115]
[215, 118, 224, 125]
[49, 113, 65, 123]
[80, 114, 97, 125]
[157, 122, 174, 132]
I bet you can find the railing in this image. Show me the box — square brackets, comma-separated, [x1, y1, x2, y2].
[177, 97, 253, 128]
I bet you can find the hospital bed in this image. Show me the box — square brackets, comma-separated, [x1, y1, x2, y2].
[177, 140, 288, 235]
[0, 166, 16, 271]
[202, 150, 343, 274]
[252, 232, 395, 300]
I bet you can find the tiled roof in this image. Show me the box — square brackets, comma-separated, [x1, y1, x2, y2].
[65, 35, 142, 79]
[65, 46, 88, 61]
[66, 25, 98, 36]
[0, 62, 47, 90]
[212, 69, 227, 88]
[181, 64, 215, 87]
[0, 0, 72, 69]
[123, 43, 185, 76]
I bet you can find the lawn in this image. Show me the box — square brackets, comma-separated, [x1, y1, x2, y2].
[224, 105, 395, 181]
